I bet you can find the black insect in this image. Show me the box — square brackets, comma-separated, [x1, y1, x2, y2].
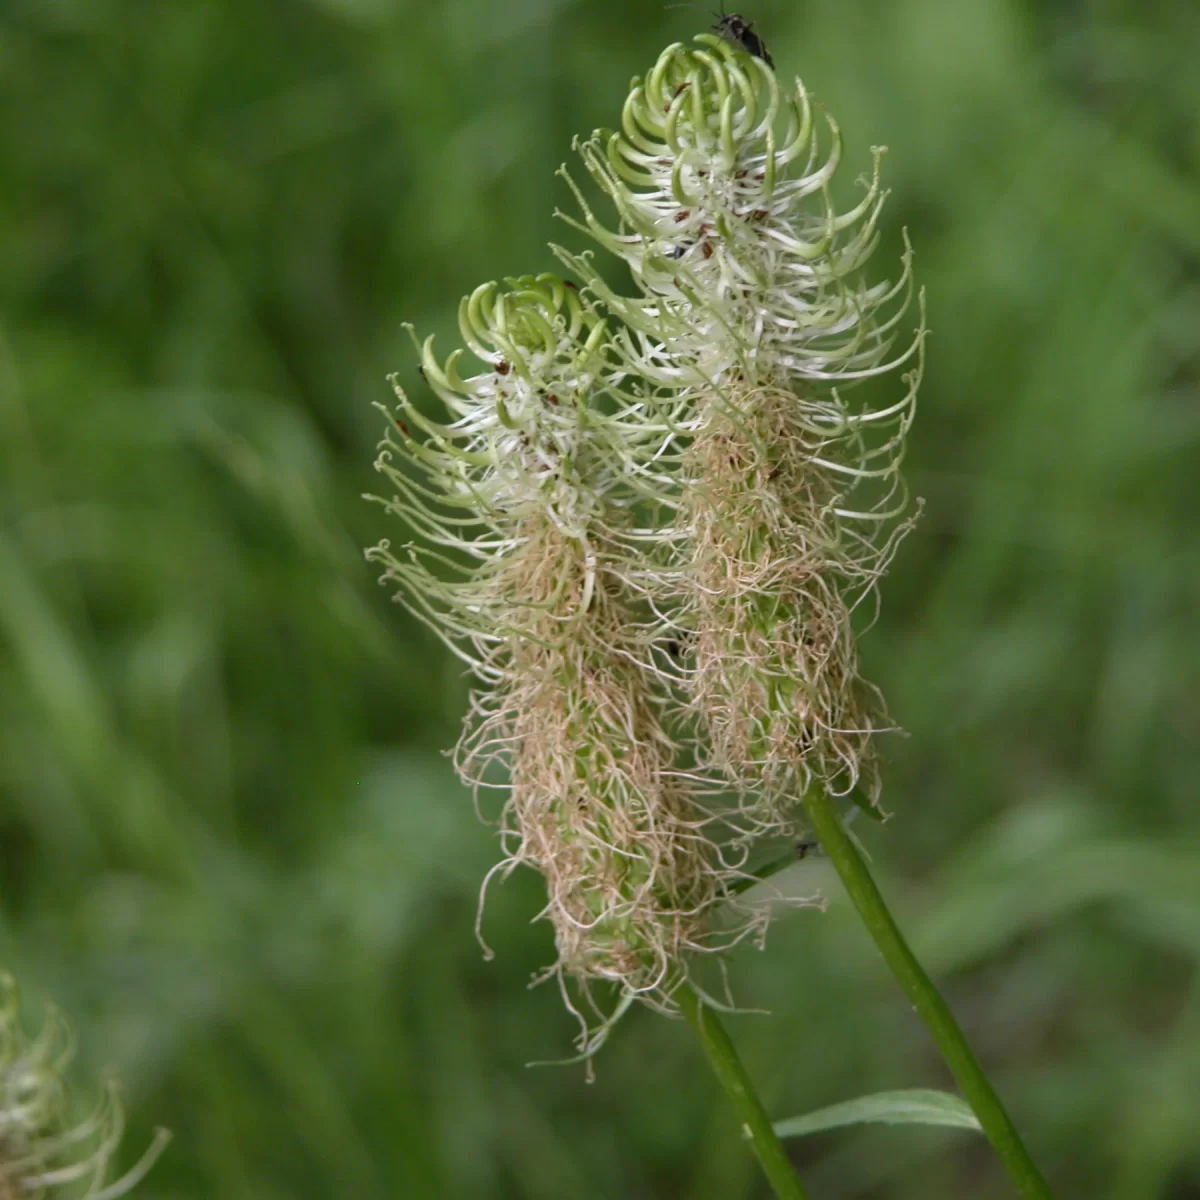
[714, 12, 774, 68]
[668, 7, 775, 69]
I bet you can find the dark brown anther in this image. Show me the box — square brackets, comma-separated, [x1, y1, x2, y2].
[395, 419, 410, 436]
[702, 242, 714, 259]
[752, 209, 769, 220]
[546, 392, 560, 405]
[495, 360, 511, 375]
[734, 169, 747, 179]
[675, 209, 690, 222]
[563, 280, 577, 289]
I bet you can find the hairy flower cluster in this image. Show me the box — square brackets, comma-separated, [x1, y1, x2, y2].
[557, 34, 923, 822]
[0, 974, 168, 1198]
[368, 278, 767, 1047]
[370, 35, 921, 1042]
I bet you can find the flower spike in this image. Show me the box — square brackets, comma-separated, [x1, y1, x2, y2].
[368, 276, 775, 1052]
[559, 35, 925, 825]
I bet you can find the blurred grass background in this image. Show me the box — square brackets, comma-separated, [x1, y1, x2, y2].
[1, 0, 1198, 1196]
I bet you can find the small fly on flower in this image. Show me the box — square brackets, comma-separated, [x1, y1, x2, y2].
[666, 7, 775, 69]
[713, 12, 774, 67]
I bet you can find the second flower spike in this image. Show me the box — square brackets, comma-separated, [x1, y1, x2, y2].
[558, 35, 925, 825]
[368, 277, 763, 1052]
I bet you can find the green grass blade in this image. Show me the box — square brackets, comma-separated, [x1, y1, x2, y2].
[772, 1089, 982, 1140]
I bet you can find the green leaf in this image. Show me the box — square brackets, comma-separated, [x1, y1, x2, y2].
[772, 1089, 982, 1140]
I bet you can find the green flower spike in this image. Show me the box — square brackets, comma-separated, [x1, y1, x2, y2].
[368, 276, 768, 1052]
[557, 35, 926, 826]
[0, 974, 169, 1198]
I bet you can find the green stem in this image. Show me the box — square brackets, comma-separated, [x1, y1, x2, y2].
[801, 787, 1054, 1199]
[676, 981, 810, 1200]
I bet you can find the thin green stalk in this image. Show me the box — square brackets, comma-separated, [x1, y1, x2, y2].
[676, 981, 810, 1200]
[801, 787, 1054, 1199]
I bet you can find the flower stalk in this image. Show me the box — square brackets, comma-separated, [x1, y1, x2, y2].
[801, 788, 1054, 1198]
[676, 982, 809, 1200]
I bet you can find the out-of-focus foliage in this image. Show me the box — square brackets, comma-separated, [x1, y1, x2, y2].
[0, 1, 1197, 1197]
